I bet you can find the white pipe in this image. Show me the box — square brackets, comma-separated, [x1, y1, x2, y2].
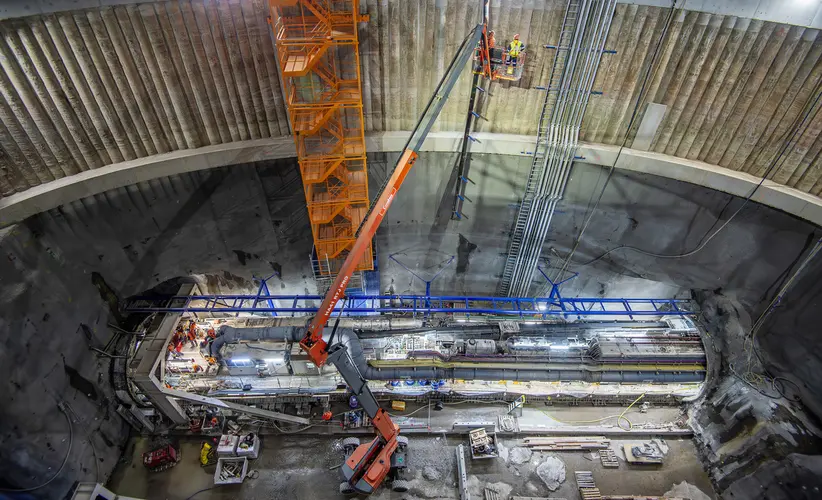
[508, 0, 617, 296]
[501, 0, 585, 295]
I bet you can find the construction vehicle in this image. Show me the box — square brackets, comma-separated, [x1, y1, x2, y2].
[473, 0, 526, 82]
[267, 0, 483, 494]
[276, 14, 484, 498]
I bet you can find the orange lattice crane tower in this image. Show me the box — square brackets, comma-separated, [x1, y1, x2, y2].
[270, 0, 372, 277]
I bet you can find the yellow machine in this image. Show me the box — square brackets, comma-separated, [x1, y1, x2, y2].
[199, 441, 216, 467]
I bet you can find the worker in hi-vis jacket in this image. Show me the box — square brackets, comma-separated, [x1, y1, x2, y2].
[506, 34, 524, 73]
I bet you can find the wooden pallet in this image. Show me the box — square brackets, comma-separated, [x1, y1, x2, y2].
[579, 488, 602, 500]
[599, 449, 619, 468]
[484, 487, 502, 500]
[575, 470, 600, 498]
[574, 470, 597, 488]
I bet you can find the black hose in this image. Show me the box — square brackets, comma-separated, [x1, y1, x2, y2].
[0, 403, 72, 492]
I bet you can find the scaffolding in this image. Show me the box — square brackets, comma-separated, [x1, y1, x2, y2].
[270, 0, 372, 277]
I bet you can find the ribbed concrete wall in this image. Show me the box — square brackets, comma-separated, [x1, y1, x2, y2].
[582, 6, 822, 196]
[0, 0, 289, 198]
[1, 1, 822, 203]
[360, 0, 568, 135]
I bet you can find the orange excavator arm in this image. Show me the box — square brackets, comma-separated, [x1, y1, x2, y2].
[300, 23, 484, 372]
[297, 24, 484, 495]
[300, 149, 418, 366]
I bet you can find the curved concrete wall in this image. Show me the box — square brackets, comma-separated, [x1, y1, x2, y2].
[2, 132, 821, 229]
[1, 149, 820, 497]
[1, 1, 822, 203]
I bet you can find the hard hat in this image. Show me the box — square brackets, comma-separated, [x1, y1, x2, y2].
[514, 33, 520, 39]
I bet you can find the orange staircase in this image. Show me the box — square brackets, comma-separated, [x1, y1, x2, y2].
[270, 0, 372, 276]
[292, 104, 338, 134]
[281, 44, 331, 77]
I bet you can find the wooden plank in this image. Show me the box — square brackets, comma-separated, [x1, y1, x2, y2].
[523, 436, 609, 446]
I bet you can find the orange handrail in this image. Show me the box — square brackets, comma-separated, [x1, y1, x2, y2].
[271, 0, 371, 277]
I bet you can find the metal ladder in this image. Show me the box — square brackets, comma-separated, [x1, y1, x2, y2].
[498, 0, 581, 297]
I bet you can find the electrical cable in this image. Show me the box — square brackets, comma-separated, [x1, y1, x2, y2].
[552, 0, 680, 282]
[736, 235, 822, 401]
[538, 393, 645, 431]
[63, 402, 100, 483]
[728, 363, 782, 399]
[245, 345, 288, 352]
[388, 403, 432, 418]
[695, 298, 804, 402]
[564, 48, 822, 277]
[772, 376, 803, 398]
[0, 403, 73, 492]
[185, 486, 217, 500]
[442, 399, 510, 405]
[270, 421, 316, 434]
[749, 236, 822, 339]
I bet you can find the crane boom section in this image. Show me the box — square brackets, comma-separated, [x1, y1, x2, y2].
[300, 25, 484, 367]
[301, 148, 416, 365]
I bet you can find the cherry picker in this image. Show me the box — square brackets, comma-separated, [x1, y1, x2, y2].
[295, 23, 483, 497]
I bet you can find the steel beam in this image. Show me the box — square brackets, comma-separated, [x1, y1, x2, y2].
[456, 444, 470, 500]
[125, 293, 694, 319]
[161, 387, 310, 425]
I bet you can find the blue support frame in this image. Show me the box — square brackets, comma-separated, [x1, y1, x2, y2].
[124, 293, 693, 320]
[389, 252, 456, 309]
[537, 265, 578, 303]
[244, 273, 279, 318]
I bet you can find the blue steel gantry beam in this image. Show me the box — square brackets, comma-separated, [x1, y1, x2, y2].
[124, 293, 693, 320]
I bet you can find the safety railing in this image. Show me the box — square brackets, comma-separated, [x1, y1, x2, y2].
[124, 293, 695, 320]
[271, 0, 371, 277]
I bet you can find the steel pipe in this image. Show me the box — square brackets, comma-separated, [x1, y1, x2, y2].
[507, 0, 617, 297]
[214, 326, 703, 384]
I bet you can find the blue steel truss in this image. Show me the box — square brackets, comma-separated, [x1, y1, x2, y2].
[124, 293, 693, 320]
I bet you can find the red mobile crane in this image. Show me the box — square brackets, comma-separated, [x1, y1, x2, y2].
[297, 24, 484, 496]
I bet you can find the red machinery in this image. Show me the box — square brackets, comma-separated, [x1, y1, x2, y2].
[269, 6, 484, 494]
[476, 44, 527, 82]
[142, 444, 179, 472]
[474, 0, 526, 82]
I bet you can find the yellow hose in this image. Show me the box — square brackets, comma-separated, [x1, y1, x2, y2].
[538, 393, 645, 431]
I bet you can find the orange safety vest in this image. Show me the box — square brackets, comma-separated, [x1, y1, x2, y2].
[509, 40, 523, 57]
